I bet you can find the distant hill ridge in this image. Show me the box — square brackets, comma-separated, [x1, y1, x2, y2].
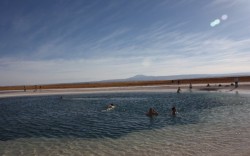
[1, 73, 250, 89]
[102, 72, 250, 82]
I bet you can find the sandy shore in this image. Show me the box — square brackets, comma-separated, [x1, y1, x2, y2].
[1, 83, 250, 98]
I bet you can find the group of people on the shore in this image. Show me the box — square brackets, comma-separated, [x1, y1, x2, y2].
[146, 106, 176, 117]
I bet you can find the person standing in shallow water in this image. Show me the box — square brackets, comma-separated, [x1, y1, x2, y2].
[146, 108, 158, 116]
[177, 87, 181, 93]
[172, 106, 176, 116]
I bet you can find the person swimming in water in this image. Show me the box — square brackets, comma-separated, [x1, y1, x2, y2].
[102, 103, 116, 111]
[146, 108, 158, 116]
[172, 106, 176, 116]
[107, 103, 114, 108]
[106, 103, 116, 110]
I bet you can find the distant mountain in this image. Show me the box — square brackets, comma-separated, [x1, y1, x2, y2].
[126, 74, 210, 81]
[102, 72, 250, 82]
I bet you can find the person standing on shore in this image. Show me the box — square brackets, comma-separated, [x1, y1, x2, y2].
[234, 77, 239, 88]
[189, 83, 192, 89]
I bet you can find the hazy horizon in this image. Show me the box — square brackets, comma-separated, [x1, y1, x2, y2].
[1, 72, 250, 86]
[1, 0, 250, 85]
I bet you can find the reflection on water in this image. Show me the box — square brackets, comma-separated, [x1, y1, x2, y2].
[0, 92, 250, 155]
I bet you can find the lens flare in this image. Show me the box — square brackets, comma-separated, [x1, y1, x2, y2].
[210, 19, 220, 27]
[221, 14, 228, 20]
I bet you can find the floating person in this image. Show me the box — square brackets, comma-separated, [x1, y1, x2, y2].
[102, 104, 116, 112]
[146, 108, 158, 116]
[107, 103, 115, 108]
[172, 106, 176, 116]
[177, 87, 181, 93]
[105, 103, 115, 111]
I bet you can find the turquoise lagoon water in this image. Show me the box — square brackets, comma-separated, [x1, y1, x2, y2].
[0, 92, 250, 155]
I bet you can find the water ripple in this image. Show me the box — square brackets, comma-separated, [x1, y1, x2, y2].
[0, 92, 250, 155]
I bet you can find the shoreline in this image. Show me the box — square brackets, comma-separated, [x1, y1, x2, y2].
[1, 83, 250, 98]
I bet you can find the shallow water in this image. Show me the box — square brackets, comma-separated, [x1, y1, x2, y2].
[0, 92, 250, 155]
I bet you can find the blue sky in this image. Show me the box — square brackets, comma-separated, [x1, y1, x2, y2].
[0, 0, 250, 85]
